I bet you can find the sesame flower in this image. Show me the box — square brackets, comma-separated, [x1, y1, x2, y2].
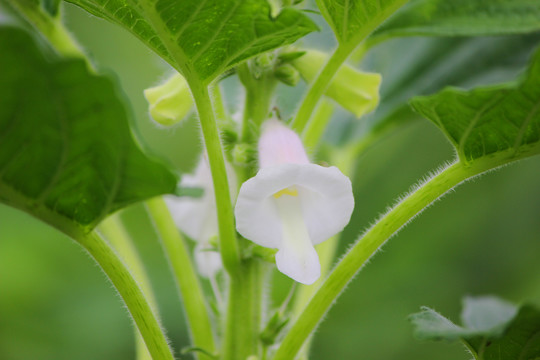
[235, 119, 354, 284]
[167, 156, 235, 278]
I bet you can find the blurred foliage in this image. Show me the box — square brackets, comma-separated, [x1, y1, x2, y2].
[1, 3, 540, 360]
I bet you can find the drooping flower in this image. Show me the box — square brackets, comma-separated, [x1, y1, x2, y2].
[144, 73, 193, 126]
[291, 49, 381, 118]
[167, 156, 235, 278]
[235, 119, 354, 284]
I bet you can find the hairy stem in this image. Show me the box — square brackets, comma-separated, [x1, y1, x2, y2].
[302, 99, 335, 152]
[222, 258, 264, 360]
[290, 235, 339, 360]
[146, 197, 216, 360]
[7, 0, 86, 58]
[99, 215, 157, 360]
[238, 64, 277, 143]
[189, 80, 240, 275]
[273, 161, 473, 360]
[75, 231, 175, 360]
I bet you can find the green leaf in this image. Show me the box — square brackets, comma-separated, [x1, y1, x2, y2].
[375, 34, 540, 116]
[411, 296, 517, 342]
[461, 296, 518, 334]
[0, 27, 177, 237]
[410, 47, 540, 169]
[485, 306, 540, 360]
[341, 34, 540, 151]
[373, 0, 540, 42]
[410, 297, 540, 360]
[410, 307, 470, 341]
[66, 0, 318, 84]
[315, 0, 409, 47]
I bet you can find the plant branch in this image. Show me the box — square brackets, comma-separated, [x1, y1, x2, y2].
[273, 161, 474, 360]
[146, 197, 216, 360]
[301, 99, 335, 152]
[75, 231, 175, 360]
[189, 80, 241, 275]
[6, 0, 86, 59]
[222, 259, 264, 360]
[99, 215, 157, 360]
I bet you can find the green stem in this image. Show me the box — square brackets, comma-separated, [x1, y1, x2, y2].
[290, 0, 410, 134]
[99, 215, 158, 307]
[211, 83, 228, 125]
[238, 64, 277, 143]
[7, 0, 86, 58]
[99, 215, 158, 360]
[189, 80, 241, 275]
[273, 161, 473, 360]
[222, 258, 264, 360]
[219, 65, 275, 360]
[301, 99, 335, 152]
[290, 235, 339, 360]
[291, 43, 353, 133]
[75, 231, 175, 360]
[145, 197, 216, 360]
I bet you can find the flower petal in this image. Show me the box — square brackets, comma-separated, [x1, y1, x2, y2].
[273, 192, 321, 284]
[258, 119, 309, 168]
[235, 163, 354, 248]
[194, 243, 222, 278]
[168, 156, 237, 243]
[295, 165, 354, 245]
[166, 160, 217, 241]
[276, 244, 320, 285]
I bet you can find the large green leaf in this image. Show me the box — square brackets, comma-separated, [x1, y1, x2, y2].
[340, 34, 540, 150]
[410, 47, 540, 169]
[65, 0, 318, 83]
[315, 0, 409, 47]
[375, 34, 540, 116]
[410, 297, 540, 360]
[373, 0, 540, 42]
[0, 27, 177, 237]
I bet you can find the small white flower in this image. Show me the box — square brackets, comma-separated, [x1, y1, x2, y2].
[235, 119, 354, 285]
[167, 156, 236, 278]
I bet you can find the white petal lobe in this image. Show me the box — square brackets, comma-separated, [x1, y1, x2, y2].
[273, 192, 320, 285]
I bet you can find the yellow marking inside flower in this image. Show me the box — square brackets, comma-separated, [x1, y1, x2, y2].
[273, 187, 298, 198]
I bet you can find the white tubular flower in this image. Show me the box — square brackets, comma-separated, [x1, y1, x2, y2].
[167, 156, 236, 278]
[235, 119, 354, 285]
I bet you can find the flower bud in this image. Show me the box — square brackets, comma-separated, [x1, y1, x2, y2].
[275, 64, 301, 86]
[292, 49, 381, 118]
[144, 73, 193, 126]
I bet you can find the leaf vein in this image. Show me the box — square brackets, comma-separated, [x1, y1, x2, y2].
[512, 98, 540, 155]
[172, 0, 210, 42]
[190, 2, 242, 63]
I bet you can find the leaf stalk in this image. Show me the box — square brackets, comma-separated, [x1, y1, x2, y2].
[146, 197, 217, 360]
[75, 231, 175, 360]
[273, 161, 474, 360]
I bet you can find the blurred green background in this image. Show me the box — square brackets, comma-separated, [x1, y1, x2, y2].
[1, 3, 540, 360]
